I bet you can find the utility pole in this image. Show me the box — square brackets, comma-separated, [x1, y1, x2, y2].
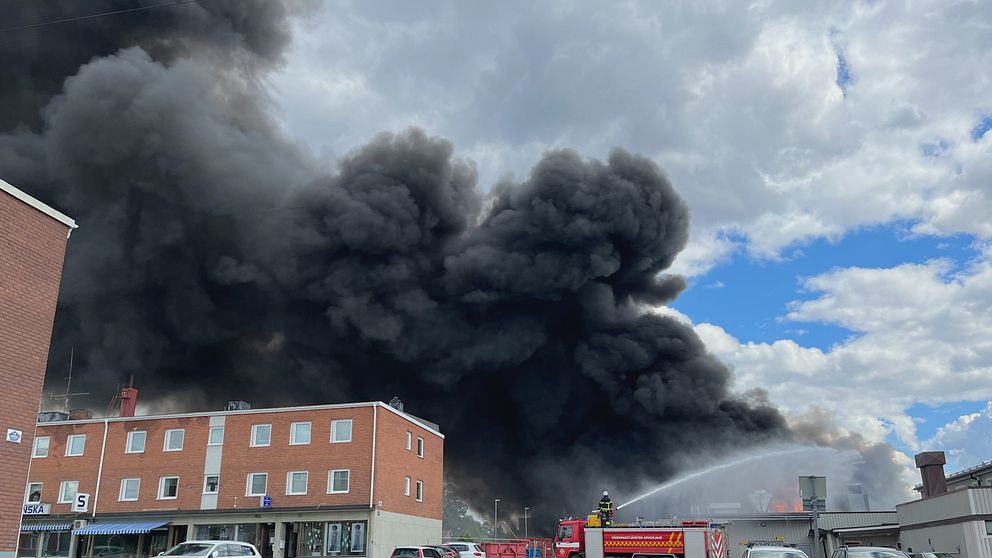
[494, 499, 500, 541]
[524, 507, 530, 540]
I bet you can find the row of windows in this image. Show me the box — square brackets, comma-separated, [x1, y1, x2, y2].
[31, 420, 356, 458]
[26, 470, 357, 504]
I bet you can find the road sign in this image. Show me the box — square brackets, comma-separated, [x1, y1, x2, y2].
[72, 493, 90, 513]
[261, 495, 271, 508]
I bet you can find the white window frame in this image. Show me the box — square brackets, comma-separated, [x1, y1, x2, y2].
[203, 475, 220, 495]
[119, 478, 140, 502]
[208, 426, 224, 446]
[163, 429, 184, 452]
[250, 424, 271, 447]
[157, 476, 179, 500]
[417, 436, 424, 458]
[25, 482, 43, 503]
[290, 422, 311, 446]
[58, 481, 79, 504]
[65, 434, 85, 457]
[327, 469, 350, 494]
[404, 476, 411, 497]
[286, 471, 308, 495]
[331, 419, 352, 443]
[405, 431, 412, 450]
[32, 436, 50, 458]
[246, 473, 268, 497]
[415, 480, 423, 502]
[125, 431, 146, 454]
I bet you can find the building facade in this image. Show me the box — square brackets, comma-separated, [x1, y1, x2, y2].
[1, 179, 76, 558]
[19, 401, 443, 558]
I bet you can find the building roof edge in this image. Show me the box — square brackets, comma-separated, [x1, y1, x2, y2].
[1, 178, 77, 229]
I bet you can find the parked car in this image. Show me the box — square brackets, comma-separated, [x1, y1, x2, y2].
[160, 541, 261, 557]
[92, 546, 128, 558]
[427, 546, 460, 558]
[909, 553, 955, 558]
[446, 542, 486, 558]
[742, 546, 810, 558]
[831, 547, 911, 558]
[391, 547, 444, 558]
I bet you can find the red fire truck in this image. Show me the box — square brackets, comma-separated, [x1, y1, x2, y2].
[554, 518, 726, 558]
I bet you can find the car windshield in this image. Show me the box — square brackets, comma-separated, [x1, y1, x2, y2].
[849, 551, 907, 558]
[751, 551, 808, 558]
[393, 549, 420, 558]
[164, 544, 215, 556]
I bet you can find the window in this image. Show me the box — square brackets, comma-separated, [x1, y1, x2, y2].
[203, 475, 219, 494]
[328, 470, 350, 493]
[25, 482, 42, 503]
[164, 429, 184, 451]
[986, 520, 992, 536]
[65, 434, 85, 456]
[287, 471, 308, 495]
[119, 478, 140, 501]
[58, 481, 78, 504]
[290, 422, 311, 445]
[246, 473, 267, 496]
[404, 477, 411, 497]
[251, 424, 271, 447]
[405, 431, 412, 450]
[32, 436, 50, 458]
[415, 480, 423, 502]
[158, 476, 179, 499]
[417, 437, 424, 458]
[208, 426, 224, 446]
[331, 420, 352, 443]
[126, 431, 146, 453]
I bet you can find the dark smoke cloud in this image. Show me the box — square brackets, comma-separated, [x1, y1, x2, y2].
[1, 4, 906, 531]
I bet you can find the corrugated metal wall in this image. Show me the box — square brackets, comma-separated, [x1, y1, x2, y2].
[723, 519, 814, 558]
[968, 487, 992, 515]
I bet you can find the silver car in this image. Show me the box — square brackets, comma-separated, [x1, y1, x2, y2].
[743, 546, 810, 558]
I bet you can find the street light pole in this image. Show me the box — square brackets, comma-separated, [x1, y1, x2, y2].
[524, 507, 530, 540]
[494, 499, 500, 541]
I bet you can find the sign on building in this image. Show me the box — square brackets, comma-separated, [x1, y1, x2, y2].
[799, 476, 826, 512]
[72, 493, 90, 513]
[6, 429, 23, 443]
[22, 503, 51, 515]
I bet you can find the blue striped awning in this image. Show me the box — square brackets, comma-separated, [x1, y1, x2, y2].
[21, 523, 73, 532]
[73, 521, 169, 535]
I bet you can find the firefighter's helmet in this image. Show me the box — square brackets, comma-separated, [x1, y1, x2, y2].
[603, 490, 609, 496]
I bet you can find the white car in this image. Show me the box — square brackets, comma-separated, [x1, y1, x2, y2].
[743, 546, 810, 558]
[160, 541, 262, 558]
[446, 543, 487, 558]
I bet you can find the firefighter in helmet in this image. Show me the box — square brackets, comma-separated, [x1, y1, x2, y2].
[599, 490, 614, 527]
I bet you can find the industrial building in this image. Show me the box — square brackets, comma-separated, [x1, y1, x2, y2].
[1, 179, 76, 558]
[18, 398, 443, 558]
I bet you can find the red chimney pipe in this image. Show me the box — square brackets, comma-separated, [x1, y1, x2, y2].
[119, 386, 138, 417]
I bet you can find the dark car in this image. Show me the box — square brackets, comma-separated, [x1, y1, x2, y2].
[831, 547, 911, 558]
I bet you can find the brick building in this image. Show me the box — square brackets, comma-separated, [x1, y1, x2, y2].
[19, 400, 443, 558]
[0, 179, 76, 558]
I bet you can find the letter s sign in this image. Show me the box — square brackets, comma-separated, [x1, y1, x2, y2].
[72, 493, 90, 513]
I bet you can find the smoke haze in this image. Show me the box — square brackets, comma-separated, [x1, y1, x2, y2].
[0, 1, 910, 529]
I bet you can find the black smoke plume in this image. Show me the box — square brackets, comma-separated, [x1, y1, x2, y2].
[0, 2, 867, 530]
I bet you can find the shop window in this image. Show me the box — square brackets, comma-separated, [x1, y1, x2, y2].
[66, 435, 85, 456]
[247, 473, 267, 496]
[18, 533, 39, 558]
[26, 482, 42, 503]
[164, 429, 184, 451]
[158, 476, 179, 499]
[287, 471, 308, 495]
[58, 481, 78, 503]
[204, 475, 220, 494]
[325, 521, 367, 556]
[290, 422, 311, 445]
[251, 424, 271, 447]
[119, 478, 140, 501]
[331, 420, 352, 443]
[43, 531, 71, 558]
[33, 436, 49, 458]
[208, 427, 225, 446]
[415, 480, 423, 502]
[196, 525, 235, 541]
[299, 522, 324, 557]
[328, 470, 350, 493]
[126, 431, 146, 453]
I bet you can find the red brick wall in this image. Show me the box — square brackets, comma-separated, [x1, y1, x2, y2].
[372, 407, 443, 520]
[0, 189, 70, 553]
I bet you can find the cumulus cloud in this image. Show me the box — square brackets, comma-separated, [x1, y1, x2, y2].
[924, 401, 992, 472]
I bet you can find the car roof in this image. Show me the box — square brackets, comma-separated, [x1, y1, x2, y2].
[179, 541, 253, 546]
[750, 548, 804, 551]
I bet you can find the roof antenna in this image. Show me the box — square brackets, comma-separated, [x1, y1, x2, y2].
[49, 348, 89, 414]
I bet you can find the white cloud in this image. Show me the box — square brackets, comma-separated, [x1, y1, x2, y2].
[695, 252, 992, 448]
[924, 401, 992, 472]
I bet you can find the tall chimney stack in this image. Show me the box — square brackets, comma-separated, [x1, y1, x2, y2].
[915, 451, 948, 498]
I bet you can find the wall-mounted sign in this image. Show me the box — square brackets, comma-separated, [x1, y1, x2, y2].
[23, 503, 51, 515]
[72, 493, 90, 513]
[6, 429, 23, 443]
[261, 495, 271, 508]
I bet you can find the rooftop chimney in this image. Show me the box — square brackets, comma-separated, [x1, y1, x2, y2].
[915, 451, 948, 498]
[225, 400, 251, 411]
[388, 396, 404, 412]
